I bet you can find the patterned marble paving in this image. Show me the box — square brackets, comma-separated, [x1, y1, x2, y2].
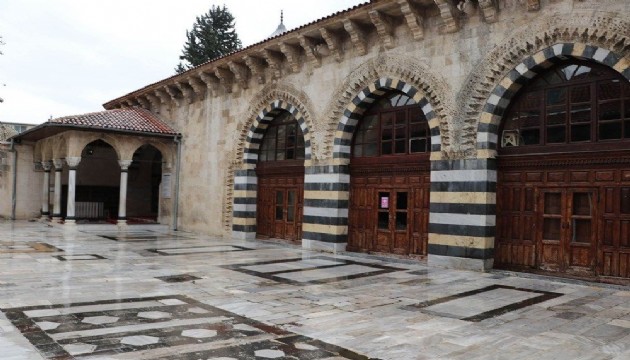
[2, 222, 630, 360]
[0, 241, 63, 254]
[146, 245, 253, 256]
[1, 295, 376, 359]
[222, 256, 405, 285]
[99, 234, 194, 242]
[405, 285, 563, 322]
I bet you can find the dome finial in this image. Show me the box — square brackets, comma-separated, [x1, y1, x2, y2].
[269, 10, 288, 38]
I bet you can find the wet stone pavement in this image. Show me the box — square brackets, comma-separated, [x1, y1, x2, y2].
[0, 221, 629, 360]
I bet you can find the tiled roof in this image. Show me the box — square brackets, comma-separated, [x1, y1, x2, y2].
[51, 108, 178, 135]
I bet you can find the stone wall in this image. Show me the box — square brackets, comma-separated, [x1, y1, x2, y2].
[0, 144, 42, 219]
[90, 0, 630, 269]
[122, 0, 628, 242]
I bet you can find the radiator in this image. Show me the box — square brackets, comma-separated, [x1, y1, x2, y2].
[75, 202, 105, 219]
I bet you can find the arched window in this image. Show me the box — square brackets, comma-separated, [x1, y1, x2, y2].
[352, 92, 430, 157]
[500, 61, 630, 150]
[259, 111, 305, 162]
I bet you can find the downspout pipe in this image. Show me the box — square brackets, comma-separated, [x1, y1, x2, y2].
[9, 138, 17, 220]
[172, 135, 182, 231]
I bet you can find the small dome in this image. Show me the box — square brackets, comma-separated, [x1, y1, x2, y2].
[269, 10, 287, 38]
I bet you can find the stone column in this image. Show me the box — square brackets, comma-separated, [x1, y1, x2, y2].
[52, 159, 64, 222]
[40, 161, 52, 220]
[301, 160, 350, 253]
[427, 158, 496, 271]
[64, 157, 81, 225]
[117, 160, 133, 226]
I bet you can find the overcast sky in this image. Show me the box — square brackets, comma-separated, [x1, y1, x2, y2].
[0, 0, 365, 125]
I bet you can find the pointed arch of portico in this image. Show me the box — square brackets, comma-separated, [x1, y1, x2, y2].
[70, 133, 122, 160]
[230, 86, 316, 238]
[127, 139, 174, 166]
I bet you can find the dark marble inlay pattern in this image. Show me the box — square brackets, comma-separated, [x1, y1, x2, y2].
[222, 256, 405, 286]
[0, 241, 63, 253]
[100, 234, 194, 242]
[1, 295, 378, 359]
[155, 274, 201, 283]
[146, 245, 253, 256]
[54, 254, 106, 261]
[405, 284, 563, 322]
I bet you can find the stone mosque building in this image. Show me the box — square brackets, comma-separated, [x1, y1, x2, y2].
[1, 0, 629, 283]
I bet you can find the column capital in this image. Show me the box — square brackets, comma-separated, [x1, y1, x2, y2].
[66, 156, 81, 169]
[41, 161, 53, 171]
[118, 160, 133, 171]
[52, 159, 64, 170]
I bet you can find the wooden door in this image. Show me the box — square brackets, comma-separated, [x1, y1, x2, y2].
[538, 188, 597, 274]
[376, 190, 410, 254]
[348, 182, 374, 252]
[273, 187, 299, 241]
[256, 173, 303, 243]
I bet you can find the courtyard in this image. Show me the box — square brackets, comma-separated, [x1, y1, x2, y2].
[0, 220, 629, 360]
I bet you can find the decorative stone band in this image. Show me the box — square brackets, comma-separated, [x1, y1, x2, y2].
[243, 99, 311, 168]
[302, 164, 350, 252]
[333, 77, 441, 162]
[477, 43, 630, 156]
[427, 158, 496, 271]
[232, 168, 257, 239]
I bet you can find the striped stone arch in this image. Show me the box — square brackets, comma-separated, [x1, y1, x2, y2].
[477, 43, 630, 153]
[333, 77, 442, 160]
[242, 99, 312, 165]
[431, 42, 630, 271]
[232, 99, 312, 239]
[299, 77, 443, 252]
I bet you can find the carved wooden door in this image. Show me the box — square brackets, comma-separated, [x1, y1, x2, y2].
[538, 188, 597, 274]
[376, 190, 409, 254]
[272, 187, 297, 241]
[256, 178, 274, 238]
[256, 174, 303, 243]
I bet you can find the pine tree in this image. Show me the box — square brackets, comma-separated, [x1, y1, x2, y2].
[175, 5, 242, 73]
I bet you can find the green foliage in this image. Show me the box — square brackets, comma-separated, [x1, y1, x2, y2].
[175, 5, 242, 73]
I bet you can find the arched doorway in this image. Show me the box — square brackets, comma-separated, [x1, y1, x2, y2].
[495, 60, 630, 279]
[71, 140, 120, 221]
[348, 91, 431, 256]
[127, 144, 163, 223]
[256, 110, 305, 243]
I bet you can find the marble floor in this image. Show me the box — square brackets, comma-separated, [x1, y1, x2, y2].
[0, 221, 629, 359]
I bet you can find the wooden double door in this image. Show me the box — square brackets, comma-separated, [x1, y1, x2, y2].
[256, 168, 303, 243]
[496, 153, 630, 280]
[348, 165, 430, 256]
[538, 188, 597, 273]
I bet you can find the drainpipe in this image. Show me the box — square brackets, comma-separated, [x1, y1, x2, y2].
[9, 139, 17, 220]
[172, 135, 182, 231]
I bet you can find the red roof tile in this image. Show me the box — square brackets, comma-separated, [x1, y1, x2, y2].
[51, 108, 178, 135]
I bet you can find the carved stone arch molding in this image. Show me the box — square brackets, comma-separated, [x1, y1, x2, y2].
[233, 82, 318, 165]
[459, 10, 630, 157]
[224, 82, 317, 233]
[69, 133, 122, 159]
[322, 53, 454, 160]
